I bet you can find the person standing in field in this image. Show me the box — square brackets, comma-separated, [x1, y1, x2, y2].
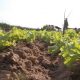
[63, 18, 68, 34]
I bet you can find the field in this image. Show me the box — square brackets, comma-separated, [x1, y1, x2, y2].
[0, 27, 80, 80]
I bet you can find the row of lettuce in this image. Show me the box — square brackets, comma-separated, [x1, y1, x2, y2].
[0, 27, 80, 66]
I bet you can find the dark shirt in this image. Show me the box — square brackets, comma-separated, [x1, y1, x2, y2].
[64, 18, 68, 30]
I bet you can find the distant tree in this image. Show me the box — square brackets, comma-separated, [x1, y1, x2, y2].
[42, 25, 56, 31]
[0, 23, 12, 31]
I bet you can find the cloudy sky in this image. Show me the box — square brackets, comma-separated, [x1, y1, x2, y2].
[0, 0, 80, 28]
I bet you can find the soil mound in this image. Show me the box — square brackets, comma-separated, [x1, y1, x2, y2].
[0, 41, 71, 80]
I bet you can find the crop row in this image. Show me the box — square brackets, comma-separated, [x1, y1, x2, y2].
[0, 27, 80, 66]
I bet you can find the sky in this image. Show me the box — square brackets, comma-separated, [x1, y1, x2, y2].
[0, 0, 80, 28]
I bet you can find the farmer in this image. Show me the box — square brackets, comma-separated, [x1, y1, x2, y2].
[63, 18, 68, 34]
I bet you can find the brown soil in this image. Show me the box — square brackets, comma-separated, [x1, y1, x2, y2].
[0, 41, 78, 80]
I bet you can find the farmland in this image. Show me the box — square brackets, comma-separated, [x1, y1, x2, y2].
[0, 26, 80, 80]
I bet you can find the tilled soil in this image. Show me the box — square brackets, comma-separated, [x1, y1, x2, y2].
[0, 41, 75, 80]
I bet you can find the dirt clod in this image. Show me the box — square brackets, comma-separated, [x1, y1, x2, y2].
[0, 41, 72, 80]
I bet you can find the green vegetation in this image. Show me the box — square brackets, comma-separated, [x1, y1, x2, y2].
[0, 27, 80, 67]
